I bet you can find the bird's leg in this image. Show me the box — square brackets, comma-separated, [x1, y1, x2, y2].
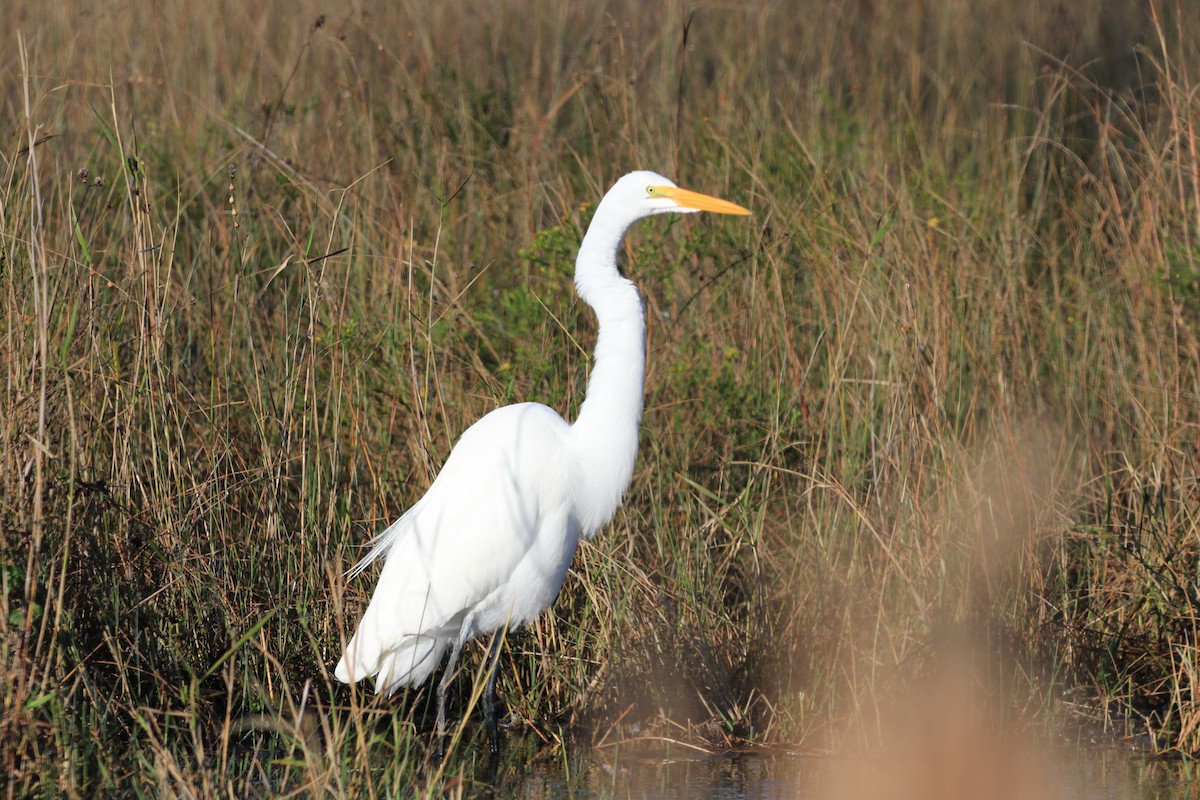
[434, 613, 483, 762]
[436, 634, 467, 752]
[482, 625, 507, 754]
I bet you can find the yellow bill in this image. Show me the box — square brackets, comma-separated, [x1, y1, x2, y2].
[661, 186, 752, 216]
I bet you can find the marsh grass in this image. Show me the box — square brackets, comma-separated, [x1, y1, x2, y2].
[4, 0, 1200, 795]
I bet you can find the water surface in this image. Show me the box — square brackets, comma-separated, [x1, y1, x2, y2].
[484, 740, 1194, 799]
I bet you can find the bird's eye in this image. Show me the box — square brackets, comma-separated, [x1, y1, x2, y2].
[646, 186, 657, 196]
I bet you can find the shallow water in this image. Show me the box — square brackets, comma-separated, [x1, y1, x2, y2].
[485, 741, 1195, 799]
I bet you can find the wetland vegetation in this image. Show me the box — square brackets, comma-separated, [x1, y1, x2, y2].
[4, 0, 1200, 795]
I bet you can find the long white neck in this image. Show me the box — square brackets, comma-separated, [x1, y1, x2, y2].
[568, 213, 647, 539]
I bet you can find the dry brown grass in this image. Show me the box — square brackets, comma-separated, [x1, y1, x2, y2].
[3, 0, 1200, 794]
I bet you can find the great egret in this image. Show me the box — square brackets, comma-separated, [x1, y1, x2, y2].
[335, 171, 750, 751]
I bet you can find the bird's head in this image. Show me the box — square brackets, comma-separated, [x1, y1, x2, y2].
[606, 170, 752, 219]
[575, 171, 750, 297]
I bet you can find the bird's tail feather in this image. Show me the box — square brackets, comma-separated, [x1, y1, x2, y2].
[375, 638, 448, 695]
[335, 633, 448, 695]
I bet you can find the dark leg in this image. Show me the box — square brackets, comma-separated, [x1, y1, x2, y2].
[435, 632, 468, 760]
[482, 625, 507, 754]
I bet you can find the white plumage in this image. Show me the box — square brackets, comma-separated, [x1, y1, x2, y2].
[335, 171, 750, 749]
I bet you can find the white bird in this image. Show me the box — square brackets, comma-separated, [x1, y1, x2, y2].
[335, 171, 750, 750]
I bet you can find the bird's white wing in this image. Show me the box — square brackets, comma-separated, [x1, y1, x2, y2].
[337, 402, 576, 691]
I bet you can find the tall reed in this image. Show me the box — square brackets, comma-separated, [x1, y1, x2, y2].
[3, 0, 1200, 794]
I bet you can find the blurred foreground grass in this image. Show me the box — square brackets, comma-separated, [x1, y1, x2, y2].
[4, 0, 1200, 795]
